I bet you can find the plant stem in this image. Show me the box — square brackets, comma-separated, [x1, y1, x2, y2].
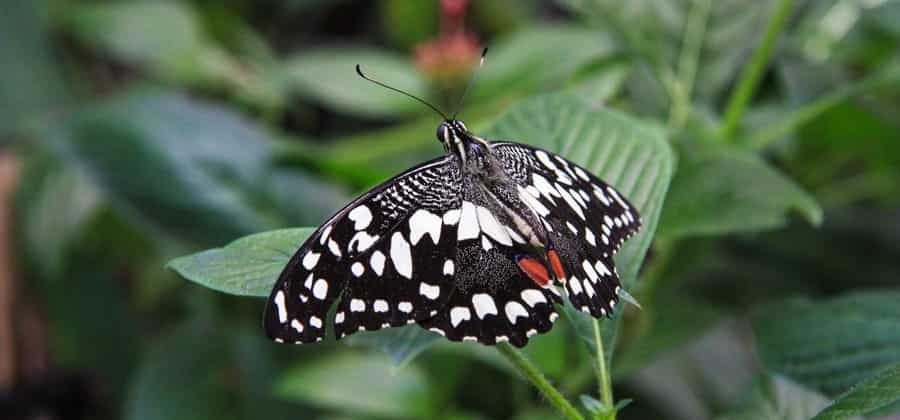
[720, 0, 795, 140]
[593, 319, 614, 418]
[496, 343, 584, 420]
[668, 0, 712, 132]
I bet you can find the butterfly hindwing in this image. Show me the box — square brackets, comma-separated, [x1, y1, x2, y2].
[418, 175, 563, 347]
[263, 157, 462, 343]
[492, 142, 641, 318]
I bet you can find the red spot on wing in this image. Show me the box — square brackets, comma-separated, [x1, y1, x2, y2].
[547, 250, 566, 280]
[518, 257, 551, 287]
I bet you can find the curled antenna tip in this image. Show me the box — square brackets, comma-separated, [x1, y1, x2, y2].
[355, 64, 364, 77]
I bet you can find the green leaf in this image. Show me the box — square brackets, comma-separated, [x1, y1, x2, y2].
[59, 2, 282, 110]
[658, 145, 822, 238]
[63, 1, 205, 71]
[36, 88, 341, 246]
[474, 25, 620, 103]
[752, 290, 900, 396]
[14, 152, 101, 280]
[168, 228, 312, 297]
[716, 375, 830, 420]
[346, 326, 441, 367]
[0, 0, 69, 136]
[812, 363, 900, 419]
[279, 48, 428, 118]
[276, 353, 434, 419]
[563, 0, 779, 107]
[484, 92, 675, 356]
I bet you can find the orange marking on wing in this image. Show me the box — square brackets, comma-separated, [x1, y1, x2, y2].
[518, 257, 551, 287]
[547, 250, 566, 280]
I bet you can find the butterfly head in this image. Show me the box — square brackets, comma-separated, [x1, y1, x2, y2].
[437, 120, 469, 148]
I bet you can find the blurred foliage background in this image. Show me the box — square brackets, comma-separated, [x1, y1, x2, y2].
[1, 0, 900, 419]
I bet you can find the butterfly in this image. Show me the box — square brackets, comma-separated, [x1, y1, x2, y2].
[263, 52, 641, 348]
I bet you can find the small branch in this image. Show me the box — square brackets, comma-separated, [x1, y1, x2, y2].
[720, 0, 795, 140]
[0, 154, 20, 387]
[496, 343, 584, 420]
[593, 319, 615, 419]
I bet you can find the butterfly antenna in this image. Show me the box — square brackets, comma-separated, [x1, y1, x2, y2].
[451, 47, 488, 120]
[355, 64, 449, 120]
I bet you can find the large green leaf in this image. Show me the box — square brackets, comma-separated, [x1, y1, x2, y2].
[275, 353, 434, 419]
[658, 145, 822, 238]
[812, 363, 900, 419]
[169, 228, 312, 297]
[753, 290, 900, 396]
[484, 92, 675, 357]
[36, 89, 343, 246]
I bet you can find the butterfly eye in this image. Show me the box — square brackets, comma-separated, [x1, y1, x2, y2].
[436, 123, 452, 143]
[456, 121, 467, 132]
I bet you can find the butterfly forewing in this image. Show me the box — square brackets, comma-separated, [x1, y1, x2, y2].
[264, 157, 462, 343]
[492, 143, 641, 318]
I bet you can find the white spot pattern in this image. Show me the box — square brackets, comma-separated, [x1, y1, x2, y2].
[351, 262, 364, 277]
[476, 206, 513, 246]
[521, 289, 546, 307]
[450, 307, 471, 327]
[274, 291, 287, 323]
[348, 205, 372, 230]
[302, 252, 320, 270]
[370, 251, 386, 275]
[419, 282, 440, 300]
[350, 299, 366, 312]
[472, 294, 498, 319]
[443, 259, 455, 276]
[504, 301, 529, 324]
[409, 209, 442, 245]
[390, 232, 413, 279]
[458, 201, 480, 240]
[373, 300, 389, 313]
[312, 279, 328, 300]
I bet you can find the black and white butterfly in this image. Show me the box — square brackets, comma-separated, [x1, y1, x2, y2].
[264, 55, 641, 348]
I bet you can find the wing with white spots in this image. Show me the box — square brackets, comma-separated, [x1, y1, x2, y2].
[263, 157, 463, 343]
[491, 142, 642, 318]
[418, 175, 563, 347]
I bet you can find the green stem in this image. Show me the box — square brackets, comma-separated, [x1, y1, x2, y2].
[496, 343, 584, 420]
[593, 319, 614, 418]
[720, 0, 795, 140]
[668, 0, 712, 131]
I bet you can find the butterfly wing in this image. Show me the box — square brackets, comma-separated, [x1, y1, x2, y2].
[417, 176, 563, 347]
[264, 157, 462, 343]
[491, 142, 642, 318]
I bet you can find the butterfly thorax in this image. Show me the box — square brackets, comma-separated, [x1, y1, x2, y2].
[444, 128, 553, 254]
